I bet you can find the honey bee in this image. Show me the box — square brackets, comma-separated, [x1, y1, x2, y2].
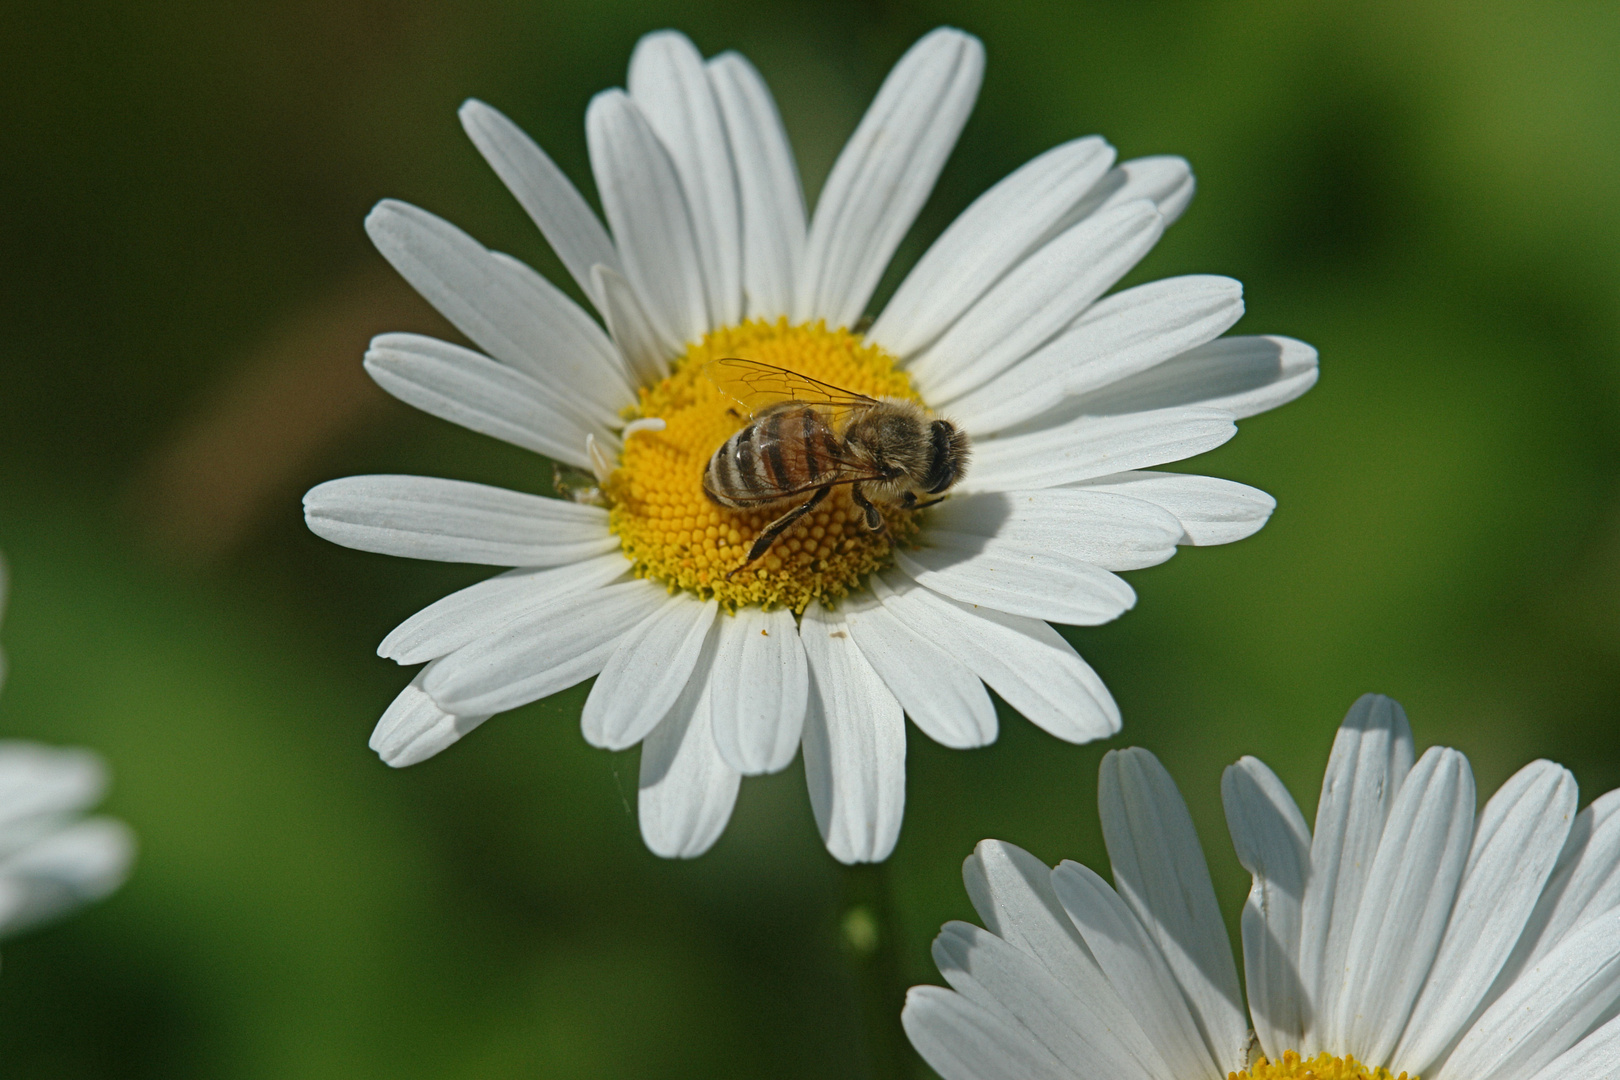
[701, 358, 971, 571]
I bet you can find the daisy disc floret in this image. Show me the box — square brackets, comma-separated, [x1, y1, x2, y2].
[903, 694, 1620, 1080]
[302, 26, 1319, 863]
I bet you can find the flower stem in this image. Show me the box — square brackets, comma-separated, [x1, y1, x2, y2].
[839, 860, 918, 1080]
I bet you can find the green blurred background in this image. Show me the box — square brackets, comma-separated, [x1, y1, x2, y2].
[1, 0, 1618, 1075]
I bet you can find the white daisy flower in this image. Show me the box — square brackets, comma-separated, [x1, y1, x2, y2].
[303, 26, 1318, 863]
[0, 743, 134, 947]
[903, 693, 1620, 1080]
[0, 564, 133, 950]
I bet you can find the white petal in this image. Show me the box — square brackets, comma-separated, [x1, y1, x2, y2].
[370, 667, 492, 767]
[949, 275, 1245, 435]
[1394, 760, 1579, 1077]
[424, 579, 667, 714]
[1077, 156, 1196, 227]
[872, 571, 1118, 743]
[1098, 747, 1250, 1075]
[708, 52, 805, 319]
[1295, 693, 1415, 1057]
[965, 846, 1121, 997]
[1222, 755, 1313, 1061]
[962, 407, 1237, 494]
[638, 646, 740, 859]
[962, 840, 1160, 1067]
[795, 28, 984, 329]
[800, 602, 905, 864]
[458, 99, 623, 310]
[0, 818, 135, 937]
[364, 332, 601, 468]
[1497, 788, 1620, 983]
[581, 595, 718, 751]
[932, 921, 1164, 1079]
[620, 417, 666, 439]
[895, 539, 1137, 626]
[922, 488, 1184, 571]
[1051, 858, 1219, 1080]
[364, 200, 632, 424]
[587, 433, 615, 483]
[707, 607, 809, 775]
[1068, 334, 1319, 422]
[628, 31, 742, 328]
[1335, 747, 1475, 1064]
[378, 554, 628, 665]
[1436, 908, 1620, 1080]
[842, 593, 997, 749]
[902, 985, 1077, 1080]
[304, 475, 617, 566]
[1524, 1011, 1620, 1080]
[1070, 471, 1276, 547]
[869, 136, 1117, 359]
[487, 251, 639, 391]
[586, 89, 709, 345]
[0, 744, 106, 827]
[909, 201, 1163, 403]
[592, 264, 678, 386]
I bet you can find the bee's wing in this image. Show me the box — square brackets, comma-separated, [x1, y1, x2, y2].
[704, 358, 878, 419]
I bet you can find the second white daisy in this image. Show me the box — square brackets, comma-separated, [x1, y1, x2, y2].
[904, 694, 1620, 1080]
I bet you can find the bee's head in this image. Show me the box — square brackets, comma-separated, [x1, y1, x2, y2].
[920, 419, 970, 495]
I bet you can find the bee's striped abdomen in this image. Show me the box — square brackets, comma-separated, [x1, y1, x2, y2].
[703, 405, 832, 508]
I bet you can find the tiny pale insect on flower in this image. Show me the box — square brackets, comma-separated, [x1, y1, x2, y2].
[303, 26, 1318, 863]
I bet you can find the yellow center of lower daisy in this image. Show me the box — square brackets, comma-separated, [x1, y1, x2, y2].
[606, 318, 922, 612]
[1230, 1051, 1415, 1080]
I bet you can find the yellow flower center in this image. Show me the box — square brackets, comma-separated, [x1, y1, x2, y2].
[606, 318, 923, 613]
[1231, 1051, 1415, 1080]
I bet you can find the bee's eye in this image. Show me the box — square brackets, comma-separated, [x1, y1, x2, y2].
[924, 420, 960, 493]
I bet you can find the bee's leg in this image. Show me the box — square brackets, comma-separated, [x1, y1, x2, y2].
[850, 483, 883, 531]
[900, 490, 950, 512]
[729, 486, 831, 578]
